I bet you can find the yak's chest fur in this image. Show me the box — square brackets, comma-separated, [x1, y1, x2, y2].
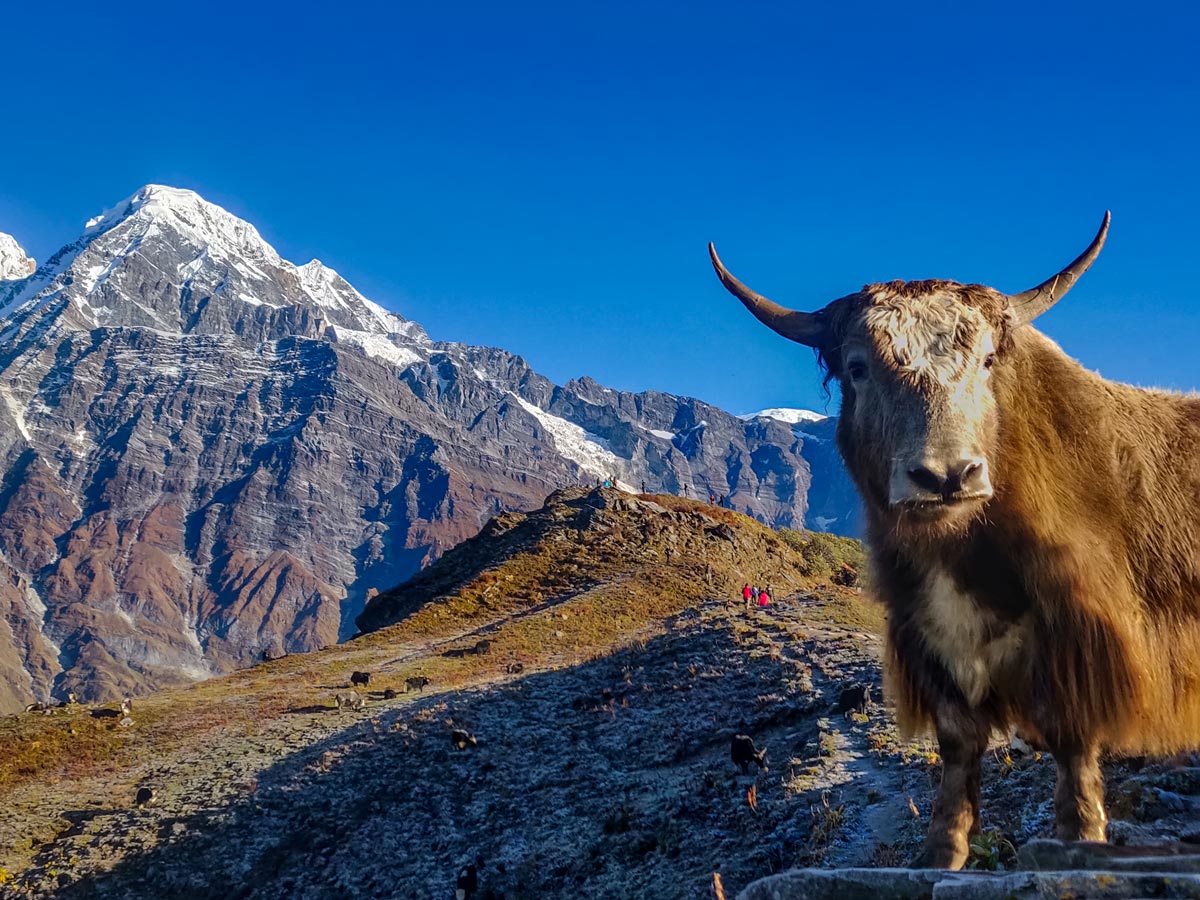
[916, 568, 1028, 707]
[883, 529, 1034, 710]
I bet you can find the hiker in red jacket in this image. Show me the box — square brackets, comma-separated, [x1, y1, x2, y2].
[742, 583, 753, 608]
[758, 587, 771, 607]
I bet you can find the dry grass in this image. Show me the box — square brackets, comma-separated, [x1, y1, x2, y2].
[806, 791, 846, 862]
[0, 487, 868, 810]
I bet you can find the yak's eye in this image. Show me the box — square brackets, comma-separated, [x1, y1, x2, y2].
[847, 361, 869, 382]
[983, 353, 997, 370]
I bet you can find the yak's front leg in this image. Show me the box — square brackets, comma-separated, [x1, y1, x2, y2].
[913, 707, 989, 869]
[1053, 741, 1107, 841]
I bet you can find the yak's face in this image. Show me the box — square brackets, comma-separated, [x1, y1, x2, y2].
[830, 282, 1013, 528]
[709, 213, 1108, 535]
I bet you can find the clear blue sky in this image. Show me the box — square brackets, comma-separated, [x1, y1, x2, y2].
[2, 1, 1197, 414]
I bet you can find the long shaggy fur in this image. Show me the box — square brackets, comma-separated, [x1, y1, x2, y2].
[847, 290, 1200, 756]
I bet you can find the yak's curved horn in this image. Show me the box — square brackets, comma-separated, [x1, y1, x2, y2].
[708, 243, 824, 346]
[1009, 212, 1110, 323]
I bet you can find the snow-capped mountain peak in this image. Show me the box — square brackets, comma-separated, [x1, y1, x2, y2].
[295, 257, 422, 339]
[742, 408, 829, 425]
[85, 184, 281, 267]
[0, 233, 35, 281]
[1, 185, 428, 344]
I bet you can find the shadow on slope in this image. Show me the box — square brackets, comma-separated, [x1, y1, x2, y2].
[42, 603, 903, 900]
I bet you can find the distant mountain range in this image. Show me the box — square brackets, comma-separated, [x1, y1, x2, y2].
[0, 186, 860, 710]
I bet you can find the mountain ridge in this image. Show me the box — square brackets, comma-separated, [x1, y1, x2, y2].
[0, 185, 860, 711]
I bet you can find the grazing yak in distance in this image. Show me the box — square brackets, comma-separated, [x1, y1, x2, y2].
[710, 213, 1200, 869]
[730, 734, 768, 775]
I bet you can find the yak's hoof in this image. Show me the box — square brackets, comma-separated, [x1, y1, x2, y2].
[912, 844, 967, 870]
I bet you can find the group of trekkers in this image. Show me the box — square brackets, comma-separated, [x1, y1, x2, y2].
[708, 492, 733, 509]
[740, 583, 773, 609]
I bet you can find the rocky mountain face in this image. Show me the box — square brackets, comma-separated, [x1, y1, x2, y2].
[0, 186, 859, 710]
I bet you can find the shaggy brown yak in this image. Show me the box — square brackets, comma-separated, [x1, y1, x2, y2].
[710, 214, 1200, 869]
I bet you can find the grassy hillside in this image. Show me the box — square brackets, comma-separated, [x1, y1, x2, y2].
[0, 488, 1192, 898]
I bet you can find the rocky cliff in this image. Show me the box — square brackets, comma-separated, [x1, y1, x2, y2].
[0, 186, 858, 710]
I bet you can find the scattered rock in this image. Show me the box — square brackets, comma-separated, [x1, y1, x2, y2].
[1017, 837, 1200, 872]
[737, 867, 943, 900]
[709, 523, 737, 543]
[738, 865, 1200, 900]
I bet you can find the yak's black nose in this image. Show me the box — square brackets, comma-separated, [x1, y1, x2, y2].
[906, 458, 991, 501]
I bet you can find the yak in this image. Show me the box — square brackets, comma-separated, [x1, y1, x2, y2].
[711, 213, 1200, 868]
[836, 683, 872, 717]
[730, 734, 768, 775]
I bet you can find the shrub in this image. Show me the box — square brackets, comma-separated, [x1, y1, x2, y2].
[778, 529, 865, 580]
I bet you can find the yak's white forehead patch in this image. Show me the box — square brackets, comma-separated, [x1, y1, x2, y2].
[864, 289, 990, 381]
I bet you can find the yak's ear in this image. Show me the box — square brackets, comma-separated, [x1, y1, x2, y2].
[709, 243, 826, 347]
[1008, 212, 1110, 323]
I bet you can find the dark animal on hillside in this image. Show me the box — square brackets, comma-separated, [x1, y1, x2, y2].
[349, 671, 370, 689]
[471, 640, 492, 656]
[334, 691, 364, 711]
[406, 676, 430, 693]
[455, 862, 479, 900]
[730, 734, 768, 775]
[505, 662, 525, 675]
[135, 787, 154, 808]
[451, 728, 478, 750]
[383, 688, 398, 700]
[712, 213, 1200, 869]
[836, 683, 871, 716]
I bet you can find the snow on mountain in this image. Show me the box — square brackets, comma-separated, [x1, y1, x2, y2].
[0, 184, 859, 711]
[0, 184, 430, 347]
[743, 408, 830, 425]
[331, 324, 425, 368]
[0, 233, 35, 281]
[513, 395, 623, 483]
